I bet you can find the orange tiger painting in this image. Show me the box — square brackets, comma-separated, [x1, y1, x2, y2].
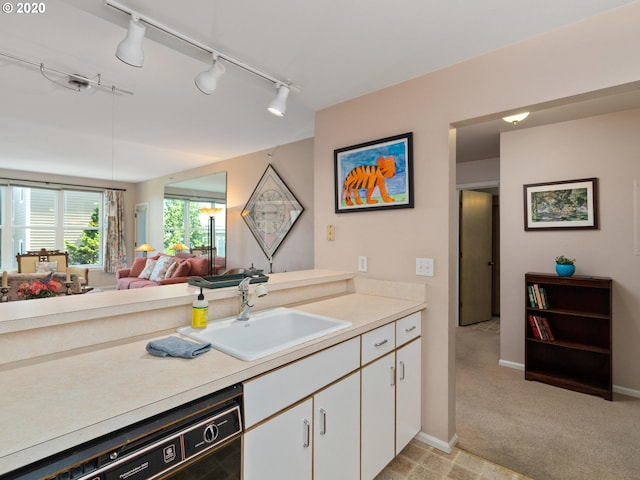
[341, 155, 396, 206]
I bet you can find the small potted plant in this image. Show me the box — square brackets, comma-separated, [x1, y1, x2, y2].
[555, 255, 576, 277]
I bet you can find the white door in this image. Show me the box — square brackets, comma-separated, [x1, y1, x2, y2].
[243, 399, 313, 480]
[396, 338, 421, 452]
[314, 371, 360, 480]
[361, 352, 396, 480]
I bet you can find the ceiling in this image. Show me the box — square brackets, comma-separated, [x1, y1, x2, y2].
[0, 0, 637, 183]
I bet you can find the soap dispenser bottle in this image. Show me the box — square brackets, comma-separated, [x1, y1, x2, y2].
[192, 287, 208, 329]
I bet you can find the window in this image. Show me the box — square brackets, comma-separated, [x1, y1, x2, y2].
[0, 185, 103, 270]
[163, 198, 226, 257]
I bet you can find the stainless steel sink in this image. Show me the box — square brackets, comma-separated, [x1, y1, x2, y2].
[177, 307, 352, 361]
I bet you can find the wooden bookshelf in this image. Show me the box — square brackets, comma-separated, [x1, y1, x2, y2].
[525, 272, 612, 400]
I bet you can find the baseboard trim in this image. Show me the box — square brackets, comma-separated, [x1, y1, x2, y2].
[614, 385, 640, 398]
[498, 359, 524, 370]
[415, 431, 458, 454]
[498, 360, 640, 398]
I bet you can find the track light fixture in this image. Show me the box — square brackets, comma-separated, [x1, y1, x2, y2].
[106, 0, 296, 115]
[195, 53, 226, 94]
[0, 50, 133, 95]
[267, 84, 290, 117]
[115, 15, 145, 67]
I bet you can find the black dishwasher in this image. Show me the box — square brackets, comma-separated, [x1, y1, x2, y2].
[7, 384, 242, 480]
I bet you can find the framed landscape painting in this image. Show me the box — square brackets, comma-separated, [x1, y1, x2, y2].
[334, 132, 413, 213]
[523, 178, 599, 230]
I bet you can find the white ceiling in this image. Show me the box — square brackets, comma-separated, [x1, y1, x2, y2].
[0, 0, 637, 182]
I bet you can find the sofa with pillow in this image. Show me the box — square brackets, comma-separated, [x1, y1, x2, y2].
[16, 248, 90, 287]
[115, 253, 211, 289]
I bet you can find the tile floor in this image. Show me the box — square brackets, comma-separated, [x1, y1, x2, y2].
[376, 439, 533, 480]
[375, 318, 532, 480]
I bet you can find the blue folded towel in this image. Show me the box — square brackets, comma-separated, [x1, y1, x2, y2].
[146, 336, 212, 359]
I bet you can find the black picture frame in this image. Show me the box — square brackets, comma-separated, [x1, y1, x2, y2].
[523, 177, 599, 230]
[334, 132, 414, 213]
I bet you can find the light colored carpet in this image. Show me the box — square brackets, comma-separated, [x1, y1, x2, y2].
[456, 324, 640, 480]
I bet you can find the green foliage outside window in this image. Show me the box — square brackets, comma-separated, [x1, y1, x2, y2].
[163, 199, 209, 252]
[65, 204, 99, 265]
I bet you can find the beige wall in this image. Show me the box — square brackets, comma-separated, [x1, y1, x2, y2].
[457, 158, 500, 186]
[314, 3, 640, 446]
[501, 107, 640, 391]
[140, 138, 315, 274]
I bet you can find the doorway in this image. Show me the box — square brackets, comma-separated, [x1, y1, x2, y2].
[458, 186, 500, 326]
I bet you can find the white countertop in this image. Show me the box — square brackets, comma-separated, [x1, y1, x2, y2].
[0, 282, 425, 475]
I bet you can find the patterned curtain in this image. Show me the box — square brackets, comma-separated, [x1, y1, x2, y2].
[104, 189, 127, 273]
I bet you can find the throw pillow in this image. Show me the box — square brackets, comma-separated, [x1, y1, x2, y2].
[138, 259, 157, 279]
[187, 257, 209, 277]
[149, 256, 176, 282]
[171, 260, 191, 278]
[164, 261, 178, 279]
[129, 257, 147, 277]
[36, 261, 58, 273]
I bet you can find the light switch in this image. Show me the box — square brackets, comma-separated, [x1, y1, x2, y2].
[416, 257, 434, 276]
[358, 256, 368, 272]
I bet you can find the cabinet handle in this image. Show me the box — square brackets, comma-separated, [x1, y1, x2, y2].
[399, 360, 406, 381]
[319, 408, 327, 435]
[390, 365, 395, 386]
[404, 325, 417, 333]
[374, 339, 388, 347]
[303, 419, 310, 448]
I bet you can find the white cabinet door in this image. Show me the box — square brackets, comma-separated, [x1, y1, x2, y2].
[314, 371, 360, 480]
[396, 338, 421, 453]
[243, 399, 313, 480]
[361, 352, 396, 480]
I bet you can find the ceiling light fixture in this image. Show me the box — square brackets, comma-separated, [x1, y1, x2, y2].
[0, 50, 133, 95]
[195, 53, 226, 94]
[502, 112, 530, 125]
[267, 84, 290, 117]
[115, 15, 146, 67]
[106, 0, 296, 116]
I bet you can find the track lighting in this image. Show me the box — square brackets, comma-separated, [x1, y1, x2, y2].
[0, 50, 133, 95]
[116, 15, 145, 67]
[105, 0, 298, 113]
[195, 54, 226, 94]
[268, 84, 290, 117]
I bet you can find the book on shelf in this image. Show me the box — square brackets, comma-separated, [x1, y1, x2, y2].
[533, 315, 547, 340]
[528, 314, 541, 339]
[540, 317, 555, 341]
[528, 314, 554, 341]
[527, 286, 537, 307]
[527, 283, 550, 309]
[539, 287, 549, 309]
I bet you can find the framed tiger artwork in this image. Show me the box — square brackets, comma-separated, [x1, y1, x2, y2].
[334, 132, 414, 213]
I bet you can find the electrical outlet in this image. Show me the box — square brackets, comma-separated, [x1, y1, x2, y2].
[416, 257, 434, 276]
[358, 256, 368, 272]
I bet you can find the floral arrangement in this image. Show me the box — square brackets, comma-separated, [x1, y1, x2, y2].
[17, 276, 62, 300]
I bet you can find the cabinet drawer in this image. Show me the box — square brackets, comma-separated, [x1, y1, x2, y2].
[361, 323, 395, 365]
[396, 312, 421, 347]
[244, 337, 360, 428]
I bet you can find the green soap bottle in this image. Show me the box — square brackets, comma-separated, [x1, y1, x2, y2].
[192, 287, 208, 329]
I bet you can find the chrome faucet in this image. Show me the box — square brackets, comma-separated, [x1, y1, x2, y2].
[237, 277, 268, 320]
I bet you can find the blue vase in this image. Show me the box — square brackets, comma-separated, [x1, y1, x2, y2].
[555, 264, 575, 276]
